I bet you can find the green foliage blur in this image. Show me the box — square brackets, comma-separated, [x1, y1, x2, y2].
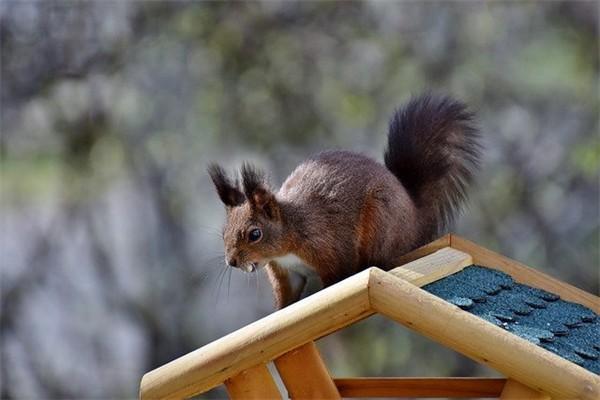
[1, 1, 598, 399]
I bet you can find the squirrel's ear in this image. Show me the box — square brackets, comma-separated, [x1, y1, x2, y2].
[207, 163, 245, 207]
[240, 162, 280, 219]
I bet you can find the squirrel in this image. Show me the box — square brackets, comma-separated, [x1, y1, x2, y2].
[208, 93, 481, 309]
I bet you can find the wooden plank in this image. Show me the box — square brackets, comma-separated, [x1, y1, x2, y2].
[499, 379, 550, 400]
[450, 235, 600, 313]
[393, 234, 452, 266]
[368, 268, 600, 400]
[388, 247, 472, 286]
[139, 269, 372, 399]
[334, 377, 506, 398]
[225, 363, 281, 399]
[274, 341, 340, 399]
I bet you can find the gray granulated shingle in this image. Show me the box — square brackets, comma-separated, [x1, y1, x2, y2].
[423, 265, 600, 374]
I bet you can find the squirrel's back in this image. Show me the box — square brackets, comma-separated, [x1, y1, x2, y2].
[280, 150, 398, 203]
[279, 150, 418, 273]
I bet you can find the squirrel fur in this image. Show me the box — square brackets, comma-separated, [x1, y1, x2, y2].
[208, 93, 481, 309]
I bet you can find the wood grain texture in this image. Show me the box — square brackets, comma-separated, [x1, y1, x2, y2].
[388, 247, 472, 286]
[499, 379, 550, 400]
[140, 269, 372, 399]
[224, 363, 281, 399]
[334, 377, 506, 398]
[450, 235, 600, 313]
[368, 268, 600, 400]
[274, 342, 340, 399]
[393, 234, 451, 266]
[140, 234, 600, 400]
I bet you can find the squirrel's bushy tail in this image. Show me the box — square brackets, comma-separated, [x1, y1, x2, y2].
[384, 93, 481, 240]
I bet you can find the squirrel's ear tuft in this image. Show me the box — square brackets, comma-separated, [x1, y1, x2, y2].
[207, 163, 245, 207]
[240, 162, 280, 219]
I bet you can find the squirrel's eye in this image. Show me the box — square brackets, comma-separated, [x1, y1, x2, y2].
[248, 228, 262, 243]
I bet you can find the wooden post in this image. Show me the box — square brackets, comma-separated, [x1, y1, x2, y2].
[500, 379, 550, 400]
[274, 341, 340, 399]
[225, 363, 281, 399]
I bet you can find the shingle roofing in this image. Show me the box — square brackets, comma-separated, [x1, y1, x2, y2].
[423, 265, 600, 375]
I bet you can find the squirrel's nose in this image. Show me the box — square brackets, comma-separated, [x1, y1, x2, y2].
[227, 257, 238, 268]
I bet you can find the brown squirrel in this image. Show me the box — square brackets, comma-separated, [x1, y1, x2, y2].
[208, 94, 481, 309]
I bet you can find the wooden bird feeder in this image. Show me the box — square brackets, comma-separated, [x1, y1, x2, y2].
[139, 234, 600, 399]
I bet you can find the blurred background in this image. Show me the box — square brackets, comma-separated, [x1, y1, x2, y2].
[1, 1, 598, 399]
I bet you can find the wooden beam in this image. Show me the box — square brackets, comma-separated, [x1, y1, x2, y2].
[139, 269, 372, 399]
[499, 379, 550, 400]
[388, 247, 472, 286]
[368, 268, 600, 400]
[334, 377, 506, 398]
[274, 341, 340, 399]
[450, 235, 600, 313]
[393, 234, 452, 266]
[225, 363, 281, 399]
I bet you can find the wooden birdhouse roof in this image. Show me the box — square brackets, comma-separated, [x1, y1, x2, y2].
[139, 234, 600, 400]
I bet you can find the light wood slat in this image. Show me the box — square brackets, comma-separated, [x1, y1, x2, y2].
[225, 363, 281, 399]
[499, 379, 550, 400]
[388, 247, 472, 286]
[368, 268, 600, 400]
[450, 235, 600, 313]
[334, 377, 506, 398]
[274, 341, 340, 399]
[393, 234, 452, 266]
[140, 269, 372, 399]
